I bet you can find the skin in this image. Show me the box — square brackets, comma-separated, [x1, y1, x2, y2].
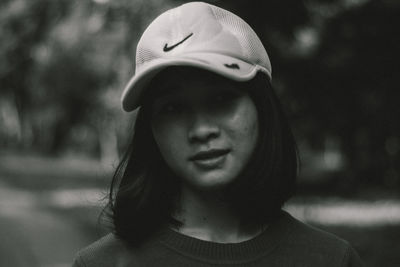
[150, 72, 261, 243]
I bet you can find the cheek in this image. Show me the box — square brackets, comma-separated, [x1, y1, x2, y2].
[228, 99, 259, 149]
[151, 119, 187, 162]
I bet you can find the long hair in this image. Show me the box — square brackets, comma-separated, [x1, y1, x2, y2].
[224, 72, 298, 224]
[106, 68, 298, 246]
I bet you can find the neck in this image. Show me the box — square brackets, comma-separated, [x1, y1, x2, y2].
[172, 185, 263, 243]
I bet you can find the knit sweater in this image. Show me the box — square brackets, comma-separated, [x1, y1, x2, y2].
[72, 211, 363, 266]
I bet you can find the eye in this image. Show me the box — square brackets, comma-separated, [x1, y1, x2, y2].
[162, 103, 182, 113]
[214, 93, 226, 102]
[153, 101, 185, 116]
[211, 90, 241, 105]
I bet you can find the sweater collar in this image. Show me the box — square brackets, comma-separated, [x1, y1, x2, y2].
[155, 210, 295, 264]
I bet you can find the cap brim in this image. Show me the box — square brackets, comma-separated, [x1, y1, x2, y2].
[121, 52, 270, 111]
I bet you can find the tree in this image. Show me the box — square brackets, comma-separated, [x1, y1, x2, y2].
[289, 0, 400, 188]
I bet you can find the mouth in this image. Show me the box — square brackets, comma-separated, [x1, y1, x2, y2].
[189, 149, 231, 161]
[189, 149, 230, 169]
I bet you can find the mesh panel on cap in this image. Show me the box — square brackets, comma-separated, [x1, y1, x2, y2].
[210, 5, 270, 71]
[136, 47, 159, 70]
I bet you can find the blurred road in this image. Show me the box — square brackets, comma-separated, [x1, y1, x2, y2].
[0, 182, 102, 267]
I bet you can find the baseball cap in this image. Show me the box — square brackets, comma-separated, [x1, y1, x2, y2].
[121, 1, 271, 111]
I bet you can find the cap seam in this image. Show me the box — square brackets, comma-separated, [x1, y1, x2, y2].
[209, 4, 247, 58]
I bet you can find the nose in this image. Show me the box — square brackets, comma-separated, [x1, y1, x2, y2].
[187, 111, 220, 144]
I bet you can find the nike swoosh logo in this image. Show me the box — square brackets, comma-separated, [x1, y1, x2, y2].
[163, 33, 193, 52]
[224, 63, 240, 69]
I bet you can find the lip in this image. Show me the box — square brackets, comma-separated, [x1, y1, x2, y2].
[189, 149, 230, 169]
[189, 149, 230, 161]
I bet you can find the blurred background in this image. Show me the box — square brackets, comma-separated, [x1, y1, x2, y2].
[0, 0, 399, 266]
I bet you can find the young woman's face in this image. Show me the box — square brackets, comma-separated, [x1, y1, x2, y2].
[150, 74, 259, 191]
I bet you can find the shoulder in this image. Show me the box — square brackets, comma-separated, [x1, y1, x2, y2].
[285, 213, 349, 247]
[279, 212, 363, 266]
[72, 233, 133, 267]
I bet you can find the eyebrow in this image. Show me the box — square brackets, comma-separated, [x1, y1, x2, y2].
[148, 77, 243, 105]
[144, 83, 179, 105]
[154, 85, 180, 99]
[148, 85, 184, 109]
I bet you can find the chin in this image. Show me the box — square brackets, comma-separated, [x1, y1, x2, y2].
[186, 172, 237, 192]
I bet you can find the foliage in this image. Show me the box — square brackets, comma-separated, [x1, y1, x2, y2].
[288, 0, 400, 187]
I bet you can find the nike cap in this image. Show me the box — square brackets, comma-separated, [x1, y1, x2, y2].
[121, 1, 272, 111]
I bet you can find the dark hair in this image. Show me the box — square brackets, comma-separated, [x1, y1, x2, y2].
[106, 67, 298, 246]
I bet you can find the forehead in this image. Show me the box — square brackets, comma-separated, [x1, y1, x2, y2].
[147, 68, 239, 101]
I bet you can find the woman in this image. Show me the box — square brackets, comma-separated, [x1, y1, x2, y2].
[73, 2, 363, 266]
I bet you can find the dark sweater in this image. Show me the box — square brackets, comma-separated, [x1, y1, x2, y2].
[72, 211, 363, 266]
